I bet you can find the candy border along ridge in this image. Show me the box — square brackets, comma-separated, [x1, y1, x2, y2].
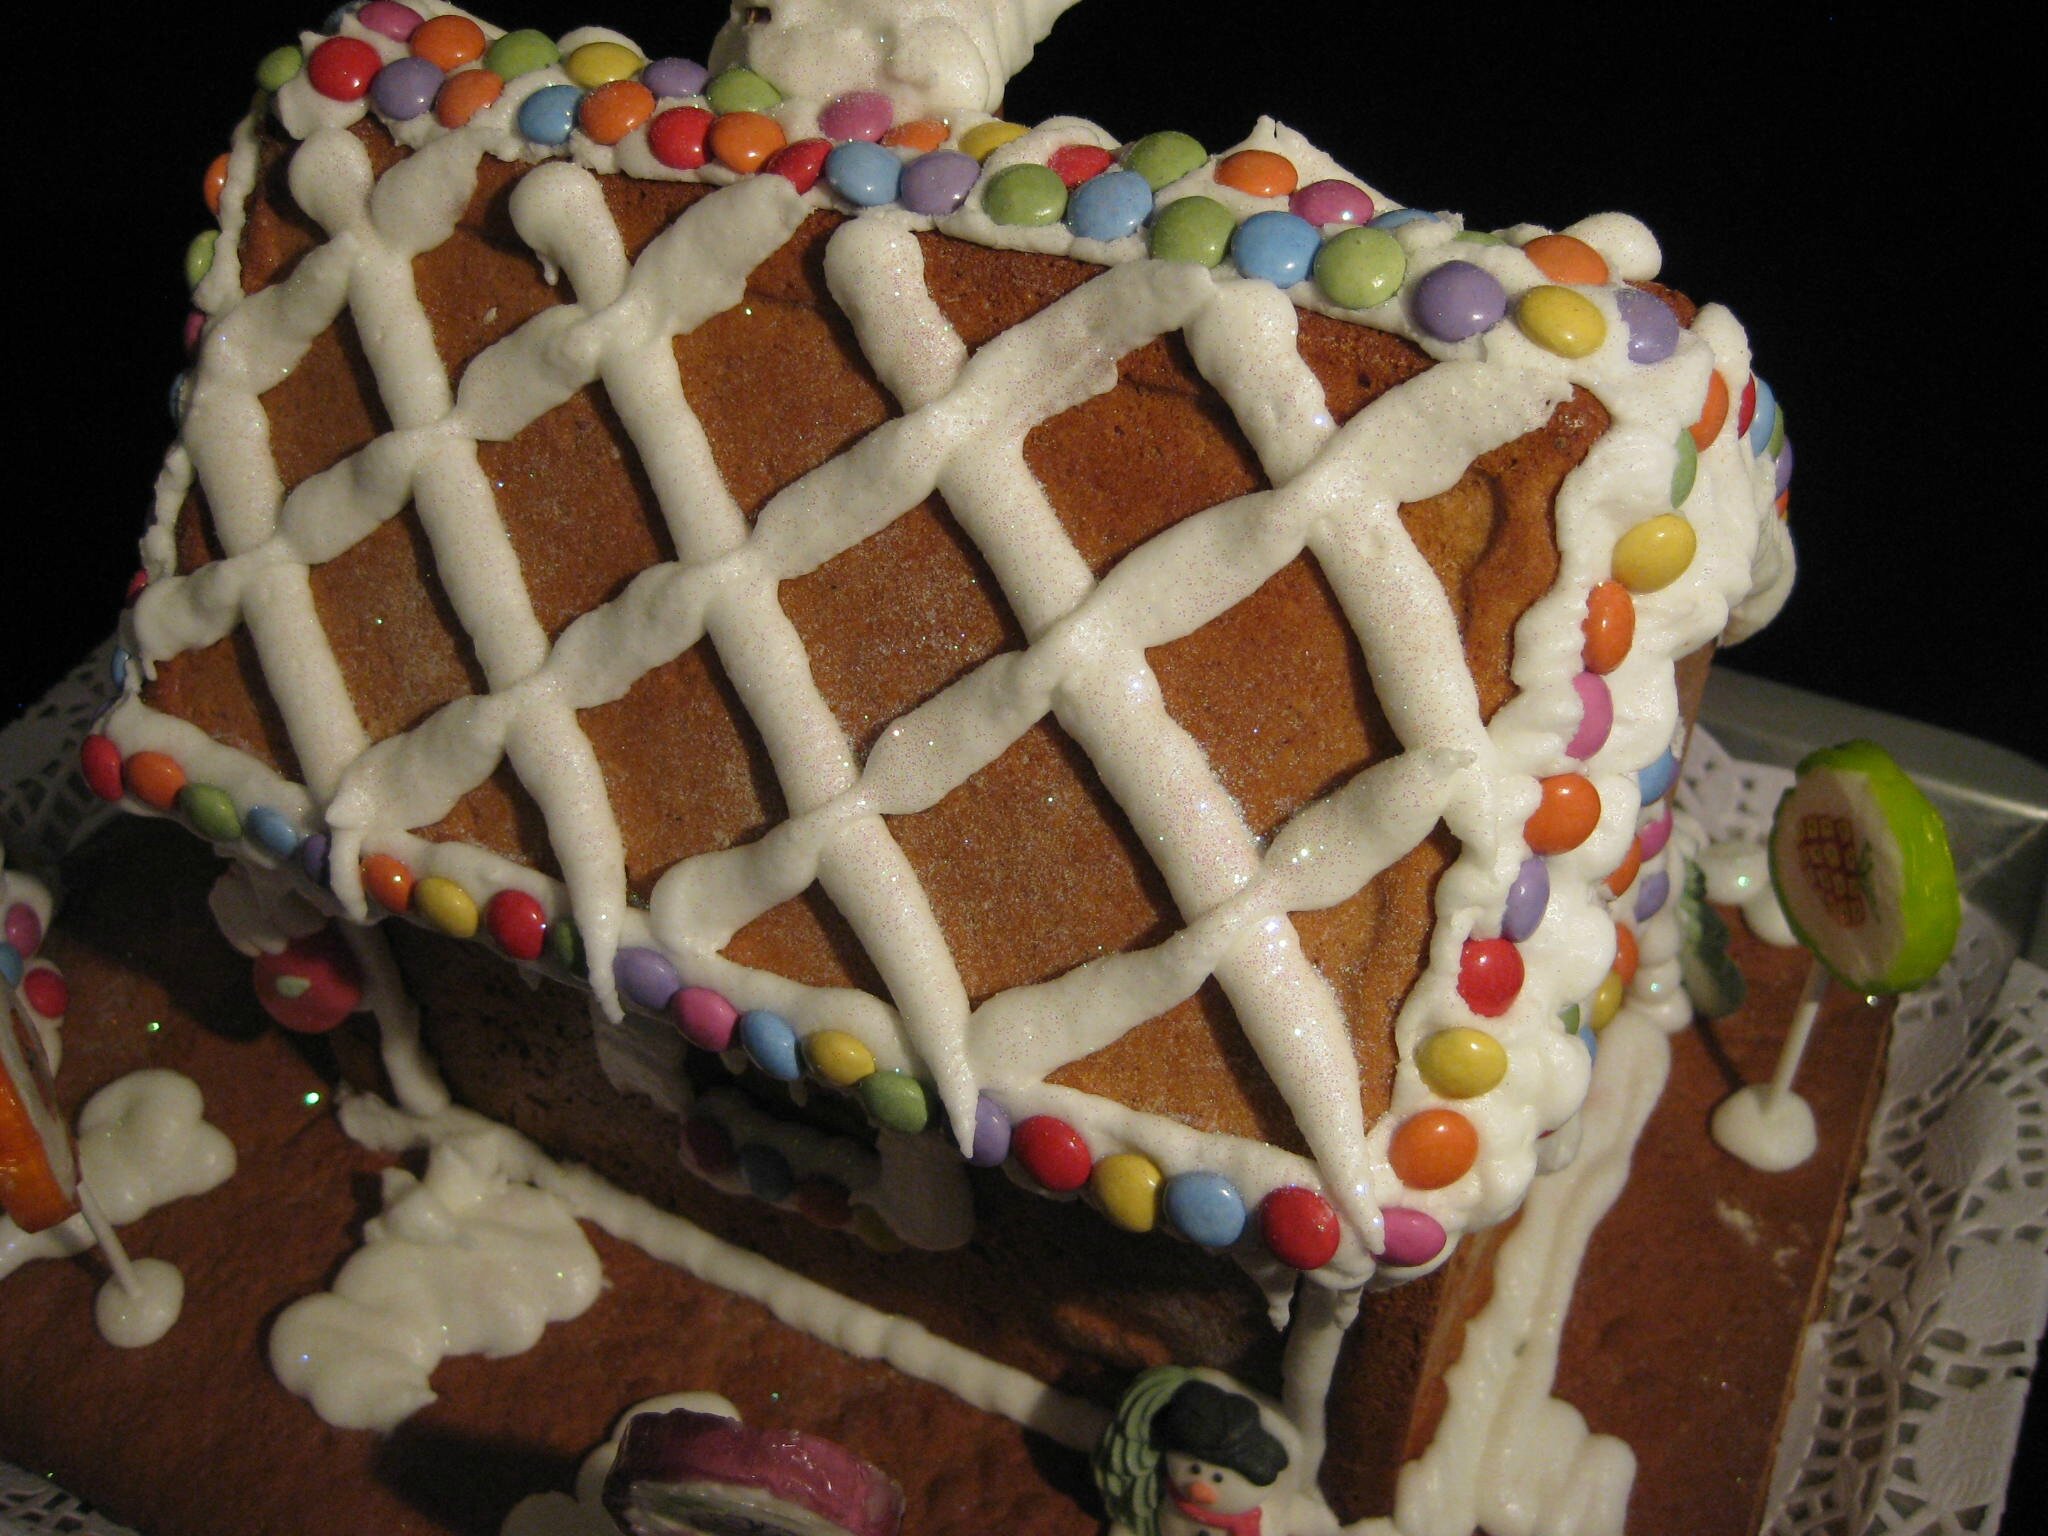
[103, 1, 1794, 1290]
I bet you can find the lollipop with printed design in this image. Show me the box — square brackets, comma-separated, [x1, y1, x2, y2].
[1713, 741, 1960, 1170]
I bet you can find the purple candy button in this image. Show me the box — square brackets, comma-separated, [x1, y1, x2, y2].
[1775, 438, 1794, 493]
[1502, 856, 1549, 943]
[1634, 868, 1671, 923]
[300, 832, 332, 887]
[1567, 671, 1613, 760]
[640, 57, 709, 99]
[1289, 178, 1373, 229]
[818, 89, 893, 142]
[358, 1, 422, 41]
[370, 55, 442, 121]
[615, 946, 682, 1011]
[1381, 1206, 1446, 1267]
[673, 986, 738, 1052]
[4, 904, 42, 957]
[1615, 285, 1680, 366]
[968, 1093, 1011, 1167]
[1412, 260, 1506, 343]
[900, 150, 981, 216]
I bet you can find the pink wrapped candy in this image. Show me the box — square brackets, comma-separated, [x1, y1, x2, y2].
[603, 1409, 904, 1536]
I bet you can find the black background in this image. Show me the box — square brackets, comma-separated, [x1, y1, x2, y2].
[5, 1, 2041, 1525]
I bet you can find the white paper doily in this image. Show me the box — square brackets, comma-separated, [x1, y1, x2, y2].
[1, 686, 2041, 1536]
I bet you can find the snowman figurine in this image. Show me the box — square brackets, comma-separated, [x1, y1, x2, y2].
[1097, 1368, 1301, 1536]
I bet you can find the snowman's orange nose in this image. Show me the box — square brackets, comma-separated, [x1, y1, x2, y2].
[1185, 1482, 1218, 1507]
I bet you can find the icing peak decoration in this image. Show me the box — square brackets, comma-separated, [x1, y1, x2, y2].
[709, 0, 1083, 117]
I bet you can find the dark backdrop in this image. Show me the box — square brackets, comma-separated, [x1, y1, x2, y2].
[2, 1, 2040, 1528]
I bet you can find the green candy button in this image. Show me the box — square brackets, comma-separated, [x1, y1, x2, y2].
[255, 45, 303, 92]
[1123, 130, 1206, 191]
[546, 913, 585, 976]
[178, 783, 242, 843]
[486, 28, 561, 80]
[1314, 226, 1405, 309]
[982, 163, 1068, 227]
[858, 1069, 932, 1134]
[1769, 740, 1960, 994]
[1149, 195, 1234, 267]
[184, 230, 219, 291]
[705, 67, 783, 115]
[1670, 427, 1698, 507]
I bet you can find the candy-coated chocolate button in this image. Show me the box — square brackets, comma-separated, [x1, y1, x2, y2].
[184, 231, 217, 290]
[1581, 579, 1634, 673]
[805, 1028, 875, 1087]
[177, 783, 242, 843]
[672, 987, 738, 1053]
[411, 875, 475, 938]
[704, 66, 781, 114]
[1215, 148, 1297, 198]
[486, 28, 558, 79]
[204, 153, 230, 215]
[982, 162, 1067, 225]
[20, 967, 67, 1020]
[124, 751, 186, 811]
[546, 913, 583, 975]
[1048, 142, 1115, 187]
[882, 118, 948, 152]
[825, 139, 903, 205]
[1371, 207, 1437, 229]
[640, 57, 708, 99]
[1613, 921, 1640, 984]
[764, 137, 829, 191]
[1737, 374, 1758, 436]
[1313, 225, 1406, 309]
[0, 943, 23, 987]
[1014, 1115, 1091, 1190]
[1380, 1206, 1447, 1268]
[708, 110, 785, 172]
[1568, 671, 1613, 759]
[1092, 1152, 1163, 1233]
[1776, 439, 1795, 495]
[565, 40, 642, 88]
[647, 105, 714, 168]
[899, 150, 981, 216]
[486, 889, 547, 960]
[1689, 370, 1730, 449]
[435, 68, 502, 128]
[1231, 210, 1320, 287]
[1606, 836, 1645, 898]
[1064, 168, 1151, 241]
[518, 83, 585, 146]
[1526, 774, 1601, 855]
[739, 1009, 803, 1081]
[5, 905, 43, 958]
[358, 2, 422, 41]
[1148, 195, 1234, 266]
[1122, 129, 1206, 189]
[580, 79, 655, 145]
[1767, 407, 1786, 459]
[614, 946, 682, 1011]
[1388, 1109, 1479, 1190]
[1412, 260, 1506, 342]
[958, 119, 1026, 161]
[308, 36, 381, 101]
[410, 14, 486, 69]
[1637, 746, 1679, 805]
[859, 1070, 931, 1134]
[1590, 971, 1626, 1029]
[300, 833, 332, 888]
[1290, 178, 1373, 228]
[1164, 1171, 1246, 1248]
[1521, 232, 1609, 285]
[1453, 230, 1504, 246]
[1417, 1027, 1508, 1098]
[1259, 1186, 1340, 1269]
[1746, 376, 1778, 453]
[737, 1143, 795, 1203]
[1640, 806, 1675, 858]
[1613, 514, 1696, 593]
[256, 45, 303, 91]
[360, 852, 415, 914]
[969, 1094, 1011, 1167]
[1517, 285, 1606, 358]
[1457, 938, 1524, 1017]
[371, 55, 443, 120]
[1634, 868, 1671, 923]
[818, 90, 893, 142]
[1615, 285, 1679, 365]
[1502, 856, 1549, 942]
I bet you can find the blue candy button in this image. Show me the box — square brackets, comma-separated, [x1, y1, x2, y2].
[824, 140, 903, 207]
[1163, 1170, 1247, 1248]
[1064, 168, 1153, 242]
[1230, 209, 1320, 288]
[245, 805, 302, 860]
[518, 84, 585, 146]
[1637, 746, 1679, 805]
[739, 1009, 803, 1081]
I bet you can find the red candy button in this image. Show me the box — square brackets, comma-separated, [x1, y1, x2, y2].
[1457, 938, 1524, 1017]
[1013, 1115, 1092, 1191]
[18, 968, 66, 1020]
[1613, 922, 1639, 985]
[648, 106, 715, 170]
[486, 889, 547, 961]
[1259, 1186, 1340, 1270]
[1048, 143, 1115, 187]
[80, 735, 124, 802]
[252, 929, 363, 1034]
[765, 137, 830, 192]
[308, 36, 383, 102]
[1737, 375, 1758, 437]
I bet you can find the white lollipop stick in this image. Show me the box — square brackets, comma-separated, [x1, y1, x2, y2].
[77, 1178, 185, 1348]
[75, 1180, 143, 1296]
[1712, 961, 1824, 1171]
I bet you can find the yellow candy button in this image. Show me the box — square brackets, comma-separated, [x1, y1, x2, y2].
[1416, 1027, 1508, 1098]
[1517, 285, 1606, 359]
[1590, 971, 1626, 1030]
[413, 875, 479, 939]
[1612, 514, 1697, 593]
[566, 40, 643, 88]
[1091, 1152, 1163, 1233]
[960, 119, 1027, 162]
[806, 1028, 876, 1087]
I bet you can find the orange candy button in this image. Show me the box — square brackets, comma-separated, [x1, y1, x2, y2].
[1613, 921, 1639, 985]
[1521, 233, 1609, 285]
[361, 853, 416, 914]
[1605, 835, 1644, 898]
[203, 153, 230, 215]
[124, 751, 187, 811]
[436, 68, 503, 129]
[581, 79, 655, 145]
[1689, 370, 1730, 450]
[709, 110, 785, 172]
[411, 15, 487, 70]
[882, 118, 948, 152]
[1215, 149, 1298, 198]
[1526, 773, 1601, 855]
[1581, 580, 1634, 675]
[1389, 1108, 1479, 1190]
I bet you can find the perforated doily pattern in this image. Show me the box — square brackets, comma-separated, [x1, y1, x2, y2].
[0, 641, 118, 869]
[0, 1463, 139, 1536]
